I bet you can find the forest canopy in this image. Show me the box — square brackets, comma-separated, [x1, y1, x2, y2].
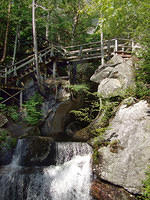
[0, 0, 150, 64]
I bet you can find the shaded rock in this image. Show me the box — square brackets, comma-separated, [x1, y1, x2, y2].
[19, 136, 55, 166]
[91, 180, 136, 200]
[6, 120, 40, 137]
[0, 149, 14, 165]
[0, 114, 8, 128]
[69, 126, 91, 142]
[94, 100, 150, 194]
[41, 97, 81, 138]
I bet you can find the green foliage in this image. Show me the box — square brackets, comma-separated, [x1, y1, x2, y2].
[23, 93, 43, 125]
[68, 84, 89, 94]
[0, 97, 19, 121]
[142, 167, 150, 200]
[0, 129, 17, 151]
[70, 91, 100, 126]
[100, 99, 119, 127]
[7, 106, 20, 121]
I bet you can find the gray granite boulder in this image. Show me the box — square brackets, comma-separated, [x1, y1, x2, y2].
[90, 55, 135, 98]
[93, 100, 150, 194]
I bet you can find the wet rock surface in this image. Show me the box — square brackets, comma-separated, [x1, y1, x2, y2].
[18, 136, 56, 166]
[91, 180, 136, 200]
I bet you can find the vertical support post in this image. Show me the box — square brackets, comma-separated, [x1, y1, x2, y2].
[115, 39, 118, 53]
[5, 68, 7, 85]
[53, 60, 56, 79]
[72, 62, 77, 84]
[131, 40, 134, 52]
[107, 40, 111, 59]
[20, 90, 23, 111]
[67, 62, 71, 85]
[101, 31, 104, 66]
[79, 46, 83, 57]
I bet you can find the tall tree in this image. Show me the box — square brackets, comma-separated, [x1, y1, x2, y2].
[32, 0, 40, 83]
[0, 0, 11, 63]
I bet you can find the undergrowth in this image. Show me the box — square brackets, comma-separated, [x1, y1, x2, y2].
[0, 129, 17, 151]
[23, 93, 43, 125]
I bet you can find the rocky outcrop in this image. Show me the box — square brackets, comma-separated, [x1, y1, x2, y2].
[90, 55, 135, 98]
[91, 180, 136, 200]
[40, 79, 81, 139]
[94, 100, 150, 194]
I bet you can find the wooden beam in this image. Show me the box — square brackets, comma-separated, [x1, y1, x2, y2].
[0, 88, 19, 102]
[1, 90, 22, 104]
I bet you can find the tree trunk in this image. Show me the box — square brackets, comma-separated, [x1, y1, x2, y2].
[0, 1, 11, 63]
[46, 11, 50, 40]
[71, 12, 79, 44]
[101, 30, 104, 66]
[32, 0, 40, 83]
[12, 24, 20, 65]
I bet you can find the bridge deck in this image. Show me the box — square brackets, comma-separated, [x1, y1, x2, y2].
[0, 38, 139, 89]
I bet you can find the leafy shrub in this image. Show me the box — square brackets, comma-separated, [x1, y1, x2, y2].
[68, 84, 89, 94]
[70, 92, 100, 126]
[142, 168, 150, 200]
[7, 106, 20, 121]
[23, 93, 43, 125]
[0, 129, 17, 151]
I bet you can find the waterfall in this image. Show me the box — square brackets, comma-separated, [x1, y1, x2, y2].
[0, 140, 93, 200]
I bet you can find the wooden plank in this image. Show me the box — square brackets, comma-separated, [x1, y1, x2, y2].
[69, 55, 102, 62]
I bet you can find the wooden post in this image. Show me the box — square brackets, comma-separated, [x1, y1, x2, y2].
[107, 40, 111, 59]
[5, 68, 7, 85]
[79, 46, 83, 57]
[53, 60, 56, 79]
[115, 39, 118, 53]
[20, 90, 23, 110]
[67, 62, 71, 84]
[72, 62, 77, 84]
[131, 40, 134, 52]
[101, 31, 104, 66]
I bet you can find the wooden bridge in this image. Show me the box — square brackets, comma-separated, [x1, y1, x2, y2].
[0, 38, 139, 106]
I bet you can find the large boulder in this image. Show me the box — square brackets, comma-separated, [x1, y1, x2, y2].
[98, 78, 122, 98]
[18, 137, 55, 166]
[90, 55, 135, 98]
[93, 100, 150, 194]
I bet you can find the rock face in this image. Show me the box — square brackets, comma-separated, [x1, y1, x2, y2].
[94, 100, 150, 194]
[90, 55, 135, 98]
[91, 180, 136, 200]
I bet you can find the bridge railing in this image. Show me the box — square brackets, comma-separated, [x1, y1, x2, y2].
[0, 45, 64, 84]
[64, 38, 140, 62]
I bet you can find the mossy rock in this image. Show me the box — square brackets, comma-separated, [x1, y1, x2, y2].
[19, 136, 55, 166]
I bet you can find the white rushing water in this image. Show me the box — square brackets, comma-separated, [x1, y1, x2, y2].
[0, 141, 93, 200]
